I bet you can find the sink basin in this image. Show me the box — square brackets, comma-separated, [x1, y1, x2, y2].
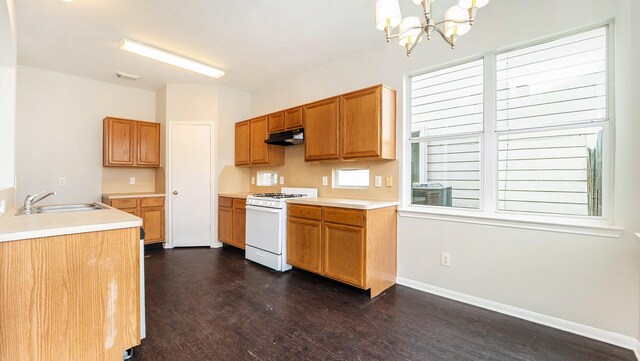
[35, 203, 108, 214]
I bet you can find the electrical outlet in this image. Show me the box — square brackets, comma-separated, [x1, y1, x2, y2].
[280, 176, 285, 185]
[251, 177, 256, 185]
[322, 176, 328, 186]
[58, 177, 66, 186]
[129, 177, 136, 185]
[374, 176, 382, 187]
[441, 252, 451, 267]
[385, 176, 393, 187]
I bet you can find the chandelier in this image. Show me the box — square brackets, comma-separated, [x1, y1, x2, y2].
[375, 0, 490, 56]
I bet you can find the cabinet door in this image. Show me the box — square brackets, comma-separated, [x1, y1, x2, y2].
[218, 207, 233, 244]
[234, 121, 251, 166]
[137, 121, 160, 167]
[323, 222, 366, 288]
[232, 208, 246, 249]
[141, 207, 165, 244]
[104, 117, 136, 166]
[287, 217, 322, 274]
[250, 116, 269, 164]
[303, 97, 340, 161]
[268, 112, 285, 133]
[340, 86, 381, 159]
[284, 107, 303, 130]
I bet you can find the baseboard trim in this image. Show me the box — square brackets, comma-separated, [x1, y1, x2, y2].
[396, 277, 638, 354]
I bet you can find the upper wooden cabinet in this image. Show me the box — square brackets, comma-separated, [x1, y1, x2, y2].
[103, 117, 160, 167]
[234, 120, 251, 166]
[340, 85, 396, 160]
[284, 107, 303, 130]
[234, 117, 284, 167]
[268, 112, 285, 133]
[303, 97, 340, 161]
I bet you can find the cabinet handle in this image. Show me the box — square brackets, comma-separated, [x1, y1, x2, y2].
[172, 190, 179, 195]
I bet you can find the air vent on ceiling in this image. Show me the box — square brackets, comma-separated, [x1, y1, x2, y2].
[115, 72, 140, 81]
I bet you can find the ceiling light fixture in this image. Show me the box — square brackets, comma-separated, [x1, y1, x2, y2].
[119, 38, 225, 79]
[115, 72, 141, 81]
[375, 0, 490, 56]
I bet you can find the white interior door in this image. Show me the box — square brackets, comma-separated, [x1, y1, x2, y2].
[170, 123, 212, 247]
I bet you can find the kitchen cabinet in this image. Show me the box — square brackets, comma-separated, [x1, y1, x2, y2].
[218, 196, 246, 249]
[103, 117, 160, 167]
[235, 120, 251, 166]
[268, 111, 285, 133]
[303, 97, 340, 161]
[340, 85, 396, 160]
[286, 204, 397, 298]
[284, 106, 303, 130]
[234, 118, 284, 166]
[103, 196, 165, 245]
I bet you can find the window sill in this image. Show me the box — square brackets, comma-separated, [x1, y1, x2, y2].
[397, 206, 624, 238]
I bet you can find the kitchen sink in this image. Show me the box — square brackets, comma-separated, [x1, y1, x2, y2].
[34, 203, 108, 214]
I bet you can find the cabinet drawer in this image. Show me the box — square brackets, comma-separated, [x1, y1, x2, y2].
[323, 208, 365, 227]
[140, 197, 164, 208]
[218, 196, 233, 208]
[110, 198, 138, 209]
[288, 204, 322, 220]
[232, 198, 246, 209]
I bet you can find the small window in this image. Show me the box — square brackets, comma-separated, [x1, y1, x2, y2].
[333, 168, 369, 188]
[256, 171, 278, 186]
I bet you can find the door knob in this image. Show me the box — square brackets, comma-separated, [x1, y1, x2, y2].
[173, 190, 179, 195]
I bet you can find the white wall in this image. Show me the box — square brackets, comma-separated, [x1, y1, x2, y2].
[250, 0, 640, 340]
[15, 66, 156, 204]
[0, 0, 17, 198]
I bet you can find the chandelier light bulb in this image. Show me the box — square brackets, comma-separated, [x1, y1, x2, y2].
[375, 0, 402, 30]
[398, 16, 423, 47]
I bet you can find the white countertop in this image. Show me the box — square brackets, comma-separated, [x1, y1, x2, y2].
[0, 203, 142, 243]
[286, 197, 399, 210]
[218, 192, 254, 199]
[102, 192, 165, 200]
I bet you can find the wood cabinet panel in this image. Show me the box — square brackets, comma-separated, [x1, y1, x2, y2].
[219, 196, 233, 208]
[137, 121, 161, 166]
[232, 198, 246, 209]
[234, 121, 251, 166]
[250, 116, 269, 164]
[287, 204, 322, 221]
[232, 208, 246, 249]
[110, 198, 138, 209]
[340, 86, 381, 159]
[268, 112, 285, 133]
[323, 222, 366, 288]
[218, 207, 233, 245]
[284, 107, 303, 130]
[123, 208, 139, 217]
[323, 208, 365, 227]
[104, 117, 136, 166]
[140, 197, 164, 208]
[141, 207, 165, 245]
[287, 217, 323, 273]
[303, 97, 340, 161]
[0, 228, 140, 360]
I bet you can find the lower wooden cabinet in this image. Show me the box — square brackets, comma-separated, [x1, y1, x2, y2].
[218, 196, 246, 249]
[103, 196, 165, 245]
[287, 204, 397, 298]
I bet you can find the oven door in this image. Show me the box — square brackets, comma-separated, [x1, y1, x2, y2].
[245, 205, 284, 255]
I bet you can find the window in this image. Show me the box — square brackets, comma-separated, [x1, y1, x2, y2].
[333, 168, 370, 188]
[407, 26, 610, 219]
[256, 171, 278, 186]
[410, 59, 483, 209]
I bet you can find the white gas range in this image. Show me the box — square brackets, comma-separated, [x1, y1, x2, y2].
[245, 187, 318, 271]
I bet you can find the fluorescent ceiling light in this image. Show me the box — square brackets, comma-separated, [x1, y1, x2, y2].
[120, 38, 225, 79]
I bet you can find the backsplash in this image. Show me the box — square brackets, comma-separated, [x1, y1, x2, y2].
[102, 167, 158, 193]
[0, 187, 15, 215]
[248, 146, 399, 201]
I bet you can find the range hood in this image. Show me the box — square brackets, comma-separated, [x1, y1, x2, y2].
[265, 128, 304, 146]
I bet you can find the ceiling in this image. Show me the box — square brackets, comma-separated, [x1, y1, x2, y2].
[16, 0, 463, 92]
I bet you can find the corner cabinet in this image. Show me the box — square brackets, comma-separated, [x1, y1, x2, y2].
[234, 117, 284, 166]
[103, 117, 160, 168]
[218, 196, 246, 249]
[104, 196, 165, 245]
[287, 204, 397, 298]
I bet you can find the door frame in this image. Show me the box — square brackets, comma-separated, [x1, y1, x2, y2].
[166, 121, 221, 249]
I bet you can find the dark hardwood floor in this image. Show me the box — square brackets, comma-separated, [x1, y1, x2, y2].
[132, 247, 634, 361]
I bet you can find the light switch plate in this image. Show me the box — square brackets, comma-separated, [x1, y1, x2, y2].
[251, 177, 255, 185]
[58, 177, 66, 186]
[322, 176, 328, 186]
[280, 176, 285, 185]
[374, 176, 382, 187]
[385, 176, 393, 187]
[129, 177, 136, 185]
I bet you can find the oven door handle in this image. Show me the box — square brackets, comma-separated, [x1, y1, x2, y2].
[246, 205, 283, 213]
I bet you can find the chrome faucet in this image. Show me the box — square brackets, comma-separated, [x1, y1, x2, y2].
[19, 191, 57, 215]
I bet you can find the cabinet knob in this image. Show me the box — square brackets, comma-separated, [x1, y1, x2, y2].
[172, 190, 179, 195]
